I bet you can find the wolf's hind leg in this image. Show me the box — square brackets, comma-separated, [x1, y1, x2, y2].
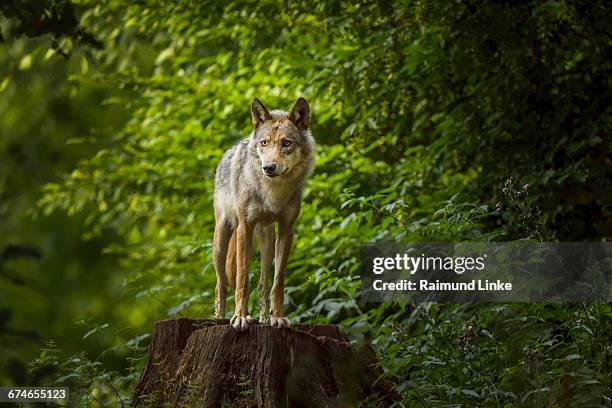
[231, 218, 255, 331]
[213, 218, 233, 319]
[255, 224, 274, 324]
[271, 220, 293, 328]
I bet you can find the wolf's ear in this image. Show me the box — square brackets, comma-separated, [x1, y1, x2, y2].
[251, 98, 272, 128]
[289, 97, 309, 130]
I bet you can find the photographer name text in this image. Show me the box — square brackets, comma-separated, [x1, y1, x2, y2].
[373, 279, 512, 291]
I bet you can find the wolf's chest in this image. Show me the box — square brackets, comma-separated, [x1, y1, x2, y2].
[248, 182, 297, 221]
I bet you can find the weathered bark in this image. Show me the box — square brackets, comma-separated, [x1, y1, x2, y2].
[133, 318, 398, 407]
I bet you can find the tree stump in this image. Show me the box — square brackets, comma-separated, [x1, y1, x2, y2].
[133, 318, 399, 407]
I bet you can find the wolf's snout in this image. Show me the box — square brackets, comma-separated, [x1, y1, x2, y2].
[262, 164, 276, 176]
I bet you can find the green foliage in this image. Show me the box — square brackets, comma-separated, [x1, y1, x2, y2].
[0, 11, 137, 387]
[0, 0, 102, 55]
[1, 0, 610, 406]
[30, 334, 145, 405]
[369, 302, 611, 406]
[497, 177, 543, 240]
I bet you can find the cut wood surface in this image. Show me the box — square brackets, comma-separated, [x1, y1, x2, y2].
[133, 318, 399, 407]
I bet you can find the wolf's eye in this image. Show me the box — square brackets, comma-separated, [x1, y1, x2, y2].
[282, 140, 292, 147]
[260, 140, 268, 147]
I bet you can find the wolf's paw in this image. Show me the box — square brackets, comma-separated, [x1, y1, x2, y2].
[259, 313, 271, 325]
[270, 316, 291, 328]
[230, 315, 253, 332]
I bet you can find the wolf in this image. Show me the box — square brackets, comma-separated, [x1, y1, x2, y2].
[213, 97, 314, 331]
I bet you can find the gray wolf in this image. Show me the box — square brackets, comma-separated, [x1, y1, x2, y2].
[213, 97, 314, 331]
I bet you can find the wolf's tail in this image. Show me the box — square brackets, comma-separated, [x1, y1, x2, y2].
[225, 230, 237, 288]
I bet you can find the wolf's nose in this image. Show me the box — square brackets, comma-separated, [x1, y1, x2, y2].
[262, 164, 276, 175]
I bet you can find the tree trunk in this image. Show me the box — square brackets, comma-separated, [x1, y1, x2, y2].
[133, 318, 399, 407]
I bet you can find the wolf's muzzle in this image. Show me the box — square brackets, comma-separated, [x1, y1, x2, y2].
[262, 164, 277, 177]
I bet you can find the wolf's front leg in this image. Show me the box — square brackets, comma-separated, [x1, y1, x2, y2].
[231, 219, 254, 331]
[271, 220, 293, 328]
[213, 219, 232, 319]
[255, 224, 274, 324]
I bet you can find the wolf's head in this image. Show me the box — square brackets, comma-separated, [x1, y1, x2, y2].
[250, 97, 313, 179]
